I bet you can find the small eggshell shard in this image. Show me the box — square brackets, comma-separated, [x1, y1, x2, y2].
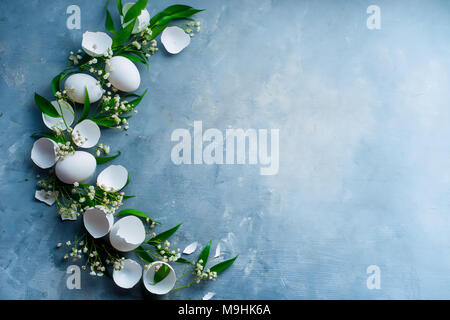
[35, 189, 56, 206]
[109, 216, 146, 252]
[113, 259, 142, 289]
[214, 243, 221, 258]
[183, 241, 198, 255]
[143, 262, 176, 295]
[61, 211, 77, 221]
[72, 119, 101, 148]
[83, 207, 114, 238]
[55, 151, 97, 184]
[42, 100, 74, 131]
[31, 137, 58, 169]
[82, 31, 112, 57]
[97, 165, 128, 192]
[105, 56, 140, 92]
[121, 3, 150, 34]
[64, 73, 103, 104]
[161, 26, 191, 54]
[203, 292, 215, 300]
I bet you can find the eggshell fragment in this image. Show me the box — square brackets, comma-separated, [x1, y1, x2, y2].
[42, 100, 74, 131]
[183, 241, 198, 255]
[161, 26, 191, 54]
[121, 3, 150, 34]
[105, 56, 140, 92]
[109, 216, 146, 252]
[97, 165, 128, 192]
[82, 31, 112, 57]
[35, 189, 56, 206]
[55, 151, 97, 184]
[214, 243, 221, 258]
[31, 137, 58, 169]
[113, 259, 142, 289]
[143, 262, 176, 295]
[83, 207, 114, 238]
[64, 73, 103, 104]
[203, 292, 215, 300]
[72, 119, 101, 148]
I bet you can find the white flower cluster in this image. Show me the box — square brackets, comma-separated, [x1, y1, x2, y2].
[156, 240, 181, 262]
[193, 259, 218, 283]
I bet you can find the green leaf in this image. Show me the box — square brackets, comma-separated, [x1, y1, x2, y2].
[175, 257, 192, 264]
[150, 5, 192, 27]
[117, 52, 147, 65]
[153, 263, 170, 284]
[128, 89, 147, 109]
[112, 17, 137, 47]
[105, 9, 115, 33]
[117, 0, 123, 16]
[156, 9, 204, 27]
[95, 151, 121, 164]
[197, 240, 211, 270]
[210, 255, 238, 274]
[134, 246, 154, 263]
[123, 0, 148, 24]
[79, 88, 90, 122]
[149, 23, 169, 40]
[148, 223, 182, 244]
[122, 195, 135, 200]
[34, 93, 59, 117]
[31, 132, 65, 143]
[51, 74, 61, 95]
[116, 208, 149, 220]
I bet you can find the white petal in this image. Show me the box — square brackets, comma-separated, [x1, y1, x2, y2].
[121, 3, 150, 34]
[31, 137, 58, 169]
[83, 207, 114, 238]
[142, 262, 176, 295]
[109, 216, 146, 252]
[202, 292, 215, 300]
[183, 241, 198, 255]
[97, 165, 128, 192]
[72, 119, 101, 148]
[42, 100, 74, 131]
[161, 26, 191, 54]
[82, 31, 112, 57]
[113, 259, 142, 289]
[214, 243, 221, 258]
[34, 189, 56, 206]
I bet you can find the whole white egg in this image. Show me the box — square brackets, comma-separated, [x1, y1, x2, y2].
[55, 151, 97, 184]
[105, 56, 140, 92]
[64, 73, 103, 104]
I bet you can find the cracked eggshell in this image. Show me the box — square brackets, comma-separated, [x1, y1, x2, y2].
[203, 292, 215, 300]
[42, 100, 74, 131]
[143, 262, 176, 295]
[183, 241, 198, 255]
[121, 2, 150, 34]
[72, 119, 101, 148]
[31, 137, 58, 169]
[97, 165, 128, 192]
[83, 207, 114, 238]
[109, 216, 146, 252]
[105, 56, 140, 92]
[82, 31, 112, 57]
[35, 189, 56, 206]
[55, 151, 97, 184]
[64, 73, 103, 104]
[161, 26, 191, 54]
[113, 259, 142, 289]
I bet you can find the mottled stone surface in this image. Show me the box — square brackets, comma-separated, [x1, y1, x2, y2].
[0, 0, 450, 299]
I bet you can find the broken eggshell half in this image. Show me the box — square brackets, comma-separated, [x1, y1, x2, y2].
[64, 73, 103, 104]
[55, 151, 97, 184]
[31, 137, 58, 169]
[42, 100, 74, 131]
[83, 207, 114, 239]
[109, 216, 146, 252]
[105, 56, 141, 92]
[72, 119, 101, 148]
[82, 31, 112, 57]
[161, 26, 191, 54]
[143, 261, 176, 295]
[97, 164, 128, 192]
[113, 258, 142, 289]
[121, 2, 150, 34]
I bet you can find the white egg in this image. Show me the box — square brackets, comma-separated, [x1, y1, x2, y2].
[105, 56, 140, 92]
[55, 151, 97, 184]
[64, 73, 103, 104]
[142, 262, 177, 295]
[109, 216, 146, 252]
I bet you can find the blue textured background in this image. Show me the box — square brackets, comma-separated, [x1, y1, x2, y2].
[1, 0, 450, 299]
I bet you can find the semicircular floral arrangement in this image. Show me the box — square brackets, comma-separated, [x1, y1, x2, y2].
[31, 0, 236, 297]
